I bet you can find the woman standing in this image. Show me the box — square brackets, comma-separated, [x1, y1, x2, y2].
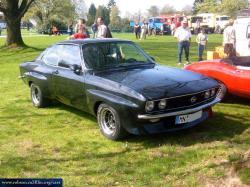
[140, 22, 147, 40]
[196, 28, 208, 61]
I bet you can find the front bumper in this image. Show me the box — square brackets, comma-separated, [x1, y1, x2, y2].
[137, 97, 221, 120]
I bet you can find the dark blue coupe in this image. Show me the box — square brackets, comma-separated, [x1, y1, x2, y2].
[20, 39, 224, 140]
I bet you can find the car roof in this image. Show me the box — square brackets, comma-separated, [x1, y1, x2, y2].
[57, 38, 133, 45]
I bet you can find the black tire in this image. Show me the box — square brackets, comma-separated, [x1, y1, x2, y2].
[97, 103, 128, 140]
[30, 83, 50, 108]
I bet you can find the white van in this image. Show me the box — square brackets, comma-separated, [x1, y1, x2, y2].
[196, 13, 230, 33]
[215, 15, 230, 33]
[196, 13, 216, 32]
[234, 17, 250, 56]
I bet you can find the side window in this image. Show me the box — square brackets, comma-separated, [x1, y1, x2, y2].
[43, 45, 62, 66]
[82, 45, 105, 69]
[59, 45, 81, 68]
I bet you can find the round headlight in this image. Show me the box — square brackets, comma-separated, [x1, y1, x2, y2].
[158, 99, 167, 110]
[204, 91, 210, 99]
[211, 88, 216, 96]
[145, 101, 154, 112]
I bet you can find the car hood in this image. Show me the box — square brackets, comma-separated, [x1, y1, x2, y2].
[95, 65, 218, 100]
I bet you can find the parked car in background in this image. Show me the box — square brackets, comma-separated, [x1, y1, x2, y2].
[184, 57, 250, 99]
[0, 20, 6, 29]
[148, 17, 170, 35]
[20, 39, 223, 140]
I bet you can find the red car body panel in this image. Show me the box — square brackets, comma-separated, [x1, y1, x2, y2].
[185, 60, 250, 99]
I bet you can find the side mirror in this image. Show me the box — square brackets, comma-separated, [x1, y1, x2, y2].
[150, 56, 155, 61]
[58, 60, 70, 68]
[70, 64, 82, 75]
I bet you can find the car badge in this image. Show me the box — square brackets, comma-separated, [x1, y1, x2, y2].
[190, 96, 197, 103]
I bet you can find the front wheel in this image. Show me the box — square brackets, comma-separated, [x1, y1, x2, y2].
[97, 103, 127, 140]
[30, 83, 50, 108]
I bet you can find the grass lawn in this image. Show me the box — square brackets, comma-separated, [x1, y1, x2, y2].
[0, 33, 250, 187]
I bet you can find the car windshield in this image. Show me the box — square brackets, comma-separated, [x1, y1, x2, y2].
[220, 17, 229, 21]
[82, 42, 153, 70]
[154, 18, 162, 23]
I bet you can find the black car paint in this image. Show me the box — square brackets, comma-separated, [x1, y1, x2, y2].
[20, 39, 220, 135]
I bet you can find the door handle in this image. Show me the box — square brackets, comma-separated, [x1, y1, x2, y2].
[52, 70, 59, 74]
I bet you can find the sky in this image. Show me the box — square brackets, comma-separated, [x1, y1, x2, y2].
[86, 0, 195, 16]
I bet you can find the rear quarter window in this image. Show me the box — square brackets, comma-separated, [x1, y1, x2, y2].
[42, 45, 63, 66]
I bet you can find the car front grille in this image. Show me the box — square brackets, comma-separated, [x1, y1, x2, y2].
[149, 87, 219, 114]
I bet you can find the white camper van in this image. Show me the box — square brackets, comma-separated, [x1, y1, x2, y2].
[234, 17, 250, 56]
[196, 13, 230, 33]
[215, 15, 230, 33]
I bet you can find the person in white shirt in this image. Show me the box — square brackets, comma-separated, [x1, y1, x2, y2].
[140, 22, 147, 40]
[223, 19, 236, 57]
[96, 17, 108, 38]
[174, 20, 192, 65]
[196, 28, 208, 61]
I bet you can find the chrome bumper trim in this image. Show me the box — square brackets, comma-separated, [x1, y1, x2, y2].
[138, 98, 221, 120]
[18, 75, 26, 79]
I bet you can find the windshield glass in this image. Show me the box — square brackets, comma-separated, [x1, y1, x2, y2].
[154, 18, 162, 23]
[220, 17, 229, 21]
[82, 42, 153, 69]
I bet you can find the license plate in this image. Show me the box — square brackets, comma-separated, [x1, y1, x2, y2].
[175, 111, 202, 124]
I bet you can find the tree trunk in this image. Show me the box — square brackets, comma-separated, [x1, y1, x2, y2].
[6, 18, 25, 47]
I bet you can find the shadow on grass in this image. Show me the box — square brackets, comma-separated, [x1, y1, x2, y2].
[223, 94, 250, 105]
[39, 98, 250, 148]
[2, 92, 247, 148]
[126, 111, 249, 147]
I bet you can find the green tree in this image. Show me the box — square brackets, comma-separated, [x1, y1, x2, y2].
[96, 5, 110, 25]
[160, 4, 176, 15]
[107, 0, 116, 9]
[72, 0, 87, 19]
[181, 5, 193, 16]
[87, 3, 96, 26]
[25, 0, 75, 33]
[148, 5, 160, 17]
[193, 0, 204, 14]
[109, 5, 121, 29]
[220, 0, 249, 17]
[195, 0, 218, 13]
[0, 0, 35, 47]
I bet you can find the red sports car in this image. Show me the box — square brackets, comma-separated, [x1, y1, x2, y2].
[184, 56, 250, 99]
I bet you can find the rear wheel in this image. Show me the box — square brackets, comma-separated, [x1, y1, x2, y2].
[97, 103, 127, 140]
[30, 83, 50, 108]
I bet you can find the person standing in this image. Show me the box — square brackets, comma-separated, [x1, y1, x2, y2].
[170, 21, 175, 36]
[68, 25, 89, 40]
[91, 21, 98, 38]
[174, 20, 192, 65]
[75, 18, 86, 33]
[195, 18, 201, 35]
[134, 22, 141, 39]
[140, 22, 147, 40]
[196, 28, 208, 61]
[223, 19, 236, 57]
[67, 22, 73, 36]
[96, 17, 108, 38]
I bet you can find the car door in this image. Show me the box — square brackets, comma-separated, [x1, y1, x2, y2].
[41, 45, 62, 99]
[52, 44, 86, 110]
